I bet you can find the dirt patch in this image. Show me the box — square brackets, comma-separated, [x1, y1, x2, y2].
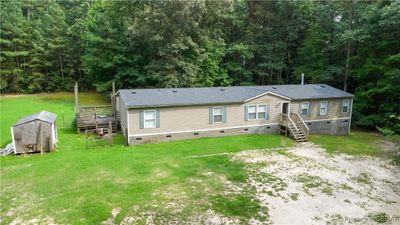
[232, 142, 400, 225]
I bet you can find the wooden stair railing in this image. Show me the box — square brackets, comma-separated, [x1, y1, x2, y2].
[290, 112, 310, 139]
[280, 113, 309, 142]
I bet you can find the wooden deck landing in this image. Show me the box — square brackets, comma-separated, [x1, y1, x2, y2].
[76, 105, 119, 133]
[74, 82, 119, 134]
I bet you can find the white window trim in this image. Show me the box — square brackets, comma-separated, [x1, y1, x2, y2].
[257, 104, 267, 119]
[212, 106, 223, 123]
[342, 99, 350, 114]
[247, 105, 257, 120]
[143, 110, 157, 128]
[247, 104, 268, 120]
[319, 101, 328, 116]
[301, 102, 310, 116]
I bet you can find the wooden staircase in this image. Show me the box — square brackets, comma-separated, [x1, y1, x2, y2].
[280, 112, 310, 142]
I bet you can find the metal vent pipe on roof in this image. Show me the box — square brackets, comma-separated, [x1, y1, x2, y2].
[301, 73, 304, 85]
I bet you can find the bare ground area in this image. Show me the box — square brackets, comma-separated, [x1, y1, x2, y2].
[232, 143, 400, 225]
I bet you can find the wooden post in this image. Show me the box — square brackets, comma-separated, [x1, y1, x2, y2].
[111, 93, 114, 118]
[125, 128, 129, 146]
[74, 82, 79, 113]
[111, 81, 116, 118]
[112, 81, 115, 98]
[108, 121, 113, 146]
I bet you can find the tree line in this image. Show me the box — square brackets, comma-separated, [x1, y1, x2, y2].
[1, 0, 399, 133]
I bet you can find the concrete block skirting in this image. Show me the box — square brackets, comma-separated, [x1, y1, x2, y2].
[127, 118, 350, 144]
[305, 118, 350, 135]
[129, 124, 280, 145]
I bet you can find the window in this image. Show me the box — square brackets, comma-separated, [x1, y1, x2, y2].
[247, 105, 257, 119]
[301, 102, 310, 116]
[144, 110, 156, 128]
[247, 104, 268, 120]
[209, 107, 226, 124]
[342, 99, 350, 113]
[258, 105, 267, 118]
[213, 107, 223, 123]
[319, 101, 328, 116]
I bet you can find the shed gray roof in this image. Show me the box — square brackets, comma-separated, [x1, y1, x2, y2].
[13, 111, 57, 127]
[117, 84, 353, 108]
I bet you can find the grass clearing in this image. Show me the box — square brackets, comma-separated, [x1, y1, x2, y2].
[310, 131, 395, 156]
[211, 194, 267, 220]
[0, 93, 292, 224]
[1, 92, 109, 147]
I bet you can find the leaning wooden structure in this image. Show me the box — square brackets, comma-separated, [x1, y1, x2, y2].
[74, 82, 119, 133]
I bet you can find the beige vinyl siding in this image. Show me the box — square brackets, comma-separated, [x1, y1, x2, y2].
[128, 93, 286, 135]
[244, 94, 286, 122]
[290, 98, 352, 120]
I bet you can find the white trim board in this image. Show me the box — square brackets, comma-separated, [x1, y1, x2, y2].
[11, 127, 16, 154]
[304, 117, 351, 122]
[244, 91, 291, 102]
[126, 109, 130, 144]
[129, 123, 279, 137]
[51, 124, 56, 145]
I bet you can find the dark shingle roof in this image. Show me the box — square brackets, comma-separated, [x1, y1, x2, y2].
[117, 84, 353, 108]
[13, 111, 57, 127]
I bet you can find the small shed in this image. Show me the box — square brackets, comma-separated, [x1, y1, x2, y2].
[11, 111, 58, 154]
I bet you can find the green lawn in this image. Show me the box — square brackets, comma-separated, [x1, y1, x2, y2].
[1, 92, 109, 147]
[310, 131, 394, 156]
[0, 93, 292, 224]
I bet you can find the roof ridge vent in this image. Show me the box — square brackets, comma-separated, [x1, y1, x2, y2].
[131, 91, 136, 94]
